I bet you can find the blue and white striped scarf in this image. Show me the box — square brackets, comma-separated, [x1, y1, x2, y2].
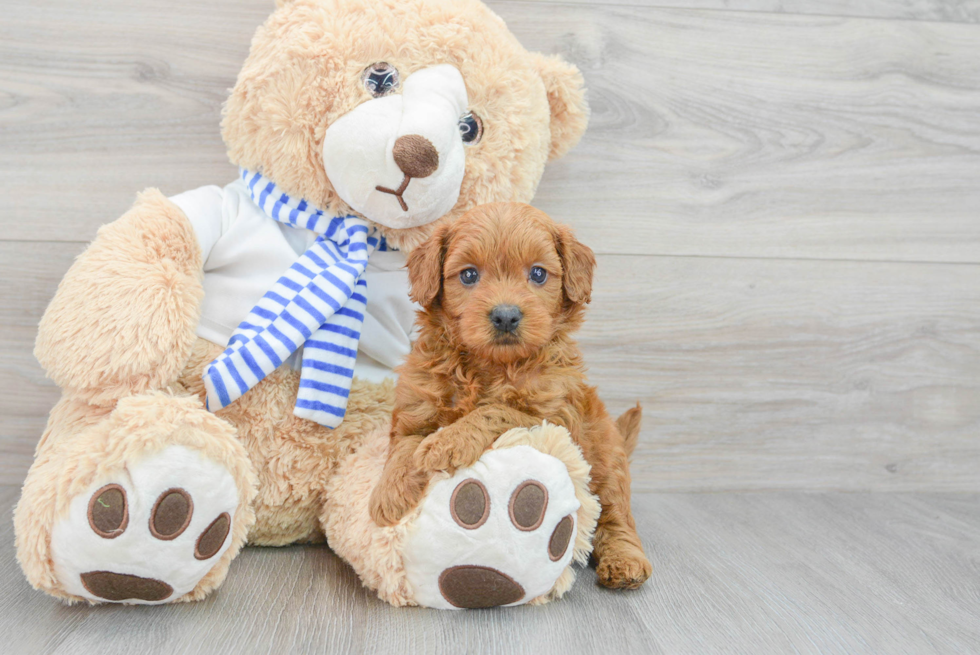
[203, 169, 385, 428]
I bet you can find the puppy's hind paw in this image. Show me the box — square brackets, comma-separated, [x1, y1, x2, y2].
[595, 548, 652, 590]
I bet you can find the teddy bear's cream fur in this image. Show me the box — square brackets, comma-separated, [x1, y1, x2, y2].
[15, 0, 590, 605]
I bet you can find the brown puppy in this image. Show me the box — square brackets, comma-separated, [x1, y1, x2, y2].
[369, 202, 651, 589]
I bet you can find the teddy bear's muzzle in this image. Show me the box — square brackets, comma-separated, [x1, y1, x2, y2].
[373, 134, 441, 212]
[322, 64, 469, 231]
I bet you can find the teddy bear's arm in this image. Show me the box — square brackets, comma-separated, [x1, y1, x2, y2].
[35, 189, 205, 406]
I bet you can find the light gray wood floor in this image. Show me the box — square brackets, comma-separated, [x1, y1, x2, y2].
[2, 0, 980, 491]
[1, 0, 979, 652]
[2, 487, 979, 655]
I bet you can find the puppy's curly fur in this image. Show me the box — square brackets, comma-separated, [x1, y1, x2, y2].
[368, 202, 651, 589]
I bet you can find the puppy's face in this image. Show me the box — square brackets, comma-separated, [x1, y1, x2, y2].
[408, 203, 596, 363]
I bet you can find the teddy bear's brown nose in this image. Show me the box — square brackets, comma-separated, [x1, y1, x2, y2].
[392, 134, 439, 179]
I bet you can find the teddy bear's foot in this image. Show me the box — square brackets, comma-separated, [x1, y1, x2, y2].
[322, 422, 598, 609]
[401, 440, 588, 609]
[15, 392, 256, 604]
[49, 444, 242, 604]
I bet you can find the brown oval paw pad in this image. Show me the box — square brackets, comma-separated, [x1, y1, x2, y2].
[548, 515, 574, 561]
[450, 479, 490, 529]
[88, 484, 128, 539]
[149, 488, 193, 540]
[80, 571, 173, 602]
[508, 480, 548, 531]
[438, 565, 525, 608]
[195, 513, 231, 560]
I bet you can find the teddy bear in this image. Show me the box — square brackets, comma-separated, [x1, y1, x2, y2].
[13, 0, 597, 609]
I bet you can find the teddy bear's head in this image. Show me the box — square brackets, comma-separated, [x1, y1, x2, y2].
[221, 0, 588, 249]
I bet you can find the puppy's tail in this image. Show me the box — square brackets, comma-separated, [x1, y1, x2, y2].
[616, 403, 643, 457]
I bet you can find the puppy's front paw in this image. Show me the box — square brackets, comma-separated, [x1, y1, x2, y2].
[369, 481, 419, 527]
[414, 432, 485, 473]
[595, 546, 652, 590]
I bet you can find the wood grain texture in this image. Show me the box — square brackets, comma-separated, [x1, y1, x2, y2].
[549, 0, 980, 24]
[0, 0, 257, 243]
[0, 243, 81, 485]
[3, 243, 979, 491]
[498, 3, 980, 262]
[2, 486, 979, 654]
[585, 254, 980, 492]
[2, 0, 980, 263]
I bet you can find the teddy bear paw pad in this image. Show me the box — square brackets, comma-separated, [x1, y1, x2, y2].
[49, 445, 240, 604]
[402, 445, 580, 609]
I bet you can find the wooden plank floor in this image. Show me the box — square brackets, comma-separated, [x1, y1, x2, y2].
[3, 487, 979, 654]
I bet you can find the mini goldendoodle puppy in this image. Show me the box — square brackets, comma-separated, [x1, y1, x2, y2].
[369, 202, 651, 589]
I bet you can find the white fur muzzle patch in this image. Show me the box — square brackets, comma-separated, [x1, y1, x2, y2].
[322, 65, 468, 230]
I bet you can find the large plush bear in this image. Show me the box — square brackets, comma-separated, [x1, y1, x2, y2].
[14, 0, 599, 609]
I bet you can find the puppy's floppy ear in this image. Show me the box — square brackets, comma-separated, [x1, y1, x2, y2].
[529, 52, 590, 161]
[407, 223, 449, 307]
[553, 223, 596, 305]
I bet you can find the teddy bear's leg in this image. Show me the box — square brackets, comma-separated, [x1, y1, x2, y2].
[321, 423, 600, 609]
[177, 337, 398, 548]
[14, 391, 257, 604]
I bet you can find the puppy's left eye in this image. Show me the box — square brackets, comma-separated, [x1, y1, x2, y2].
[529, 266, 548, 285]
[460, 267, 480, 286]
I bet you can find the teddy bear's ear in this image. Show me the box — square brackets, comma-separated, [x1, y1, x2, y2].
[530, 53, 590, 161]
[407, 223, 450, 307]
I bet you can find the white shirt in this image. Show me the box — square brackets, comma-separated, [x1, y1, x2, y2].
[169, 180, 418, 382]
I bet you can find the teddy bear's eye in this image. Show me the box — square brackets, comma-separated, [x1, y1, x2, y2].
[362, 62, 399, 98]
[458, 111, 483, 145]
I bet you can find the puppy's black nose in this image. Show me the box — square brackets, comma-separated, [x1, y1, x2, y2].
[490, 305, 523, 333]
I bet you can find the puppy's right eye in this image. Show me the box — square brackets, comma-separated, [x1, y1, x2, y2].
[459, 268, 480, 286]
